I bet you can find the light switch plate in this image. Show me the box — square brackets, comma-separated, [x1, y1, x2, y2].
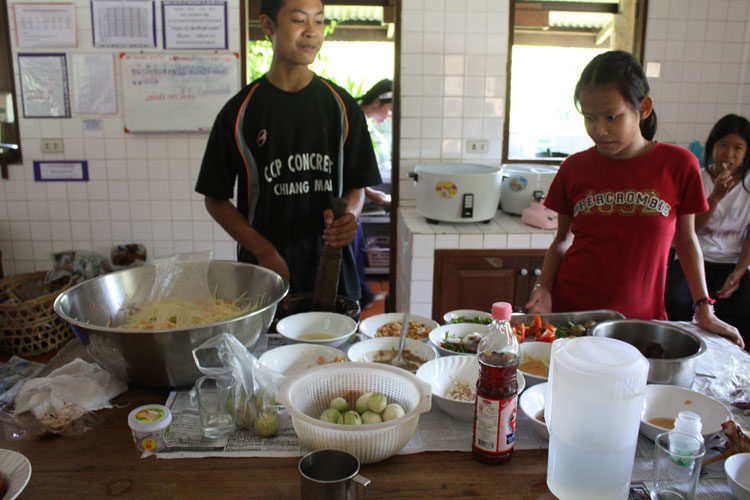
[41, 138, 64, 154]
[466, 139, 488, 154]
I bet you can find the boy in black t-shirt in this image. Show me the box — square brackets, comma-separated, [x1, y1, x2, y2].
[195, 0, 381, 301]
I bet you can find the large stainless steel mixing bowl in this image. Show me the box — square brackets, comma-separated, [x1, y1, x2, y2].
[54, 261, 289, 388]
[589, 319, 706, 388]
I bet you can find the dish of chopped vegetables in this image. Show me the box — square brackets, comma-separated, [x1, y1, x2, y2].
[449, 315, 492, 325]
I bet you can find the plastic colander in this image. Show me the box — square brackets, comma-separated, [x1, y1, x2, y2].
[276, 362, 432, 464]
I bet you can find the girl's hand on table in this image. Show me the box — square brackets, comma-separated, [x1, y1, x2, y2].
[717, 269, 745, 299]
[525, 285, 552, 314]
[694, 304, 745, 349]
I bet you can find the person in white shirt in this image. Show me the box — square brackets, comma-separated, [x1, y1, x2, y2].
[665, 114, 750, 350]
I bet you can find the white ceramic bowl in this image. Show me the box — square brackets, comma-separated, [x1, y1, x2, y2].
[725, 453, 750, 500]
[442, 309, 492, 325]
[358, 312, 439, 341]
[519, 382, 548, 440]
[275, 311, 358, 348]
[518, 341, 552, 386]
[428, 323, 489, 356]
[639, 384, 732, 441]
[415, 355, 525, 421]
[258, 344, 347, 377]
[347, 337, 437, 372]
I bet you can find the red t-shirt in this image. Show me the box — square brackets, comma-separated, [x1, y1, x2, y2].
[544, 142, 708, 319]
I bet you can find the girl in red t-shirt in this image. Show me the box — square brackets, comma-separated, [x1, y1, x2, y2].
[525, 50, 743, 349]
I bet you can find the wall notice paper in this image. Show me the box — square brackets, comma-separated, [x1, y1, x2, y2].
[162, 0, 227, 50]
[92, 0, 156, 48]
[33, 161, 89, 181]
[18, 53, 71, 118]
[13, 3, 77, 48]
[72, 54, 117, 114]
[121, 53, 239, 132]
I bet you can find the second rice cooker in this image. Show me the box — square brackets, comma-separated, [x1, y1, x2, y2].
[409, 163, 503, 223]
[500, 164, 559, 215]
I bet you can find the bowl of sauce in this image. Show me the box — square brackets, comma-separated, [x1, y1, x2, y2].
[347, 337, 437, 372]
[276, 311, 358, 348]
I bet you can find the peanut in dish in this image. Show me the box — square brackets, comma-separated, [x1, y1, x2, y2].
[446, 379, 475, 402]
[376, 320, 432, 340]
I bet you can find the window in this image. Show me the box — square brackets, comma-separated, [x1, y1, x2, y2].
[503, 0, 648, 163]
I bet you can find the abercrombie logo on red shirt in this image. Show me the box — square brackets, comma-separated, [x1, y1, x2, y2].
[573, 189, 672, 217]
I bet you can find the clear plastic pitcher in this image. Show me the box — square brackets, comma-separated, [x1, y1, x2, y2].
[545, 336, 649, 500]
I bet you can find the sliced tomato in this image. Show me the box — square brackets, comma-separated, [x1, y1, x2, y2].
[537, 329, 556, 342]
[529, 315, 543, 337]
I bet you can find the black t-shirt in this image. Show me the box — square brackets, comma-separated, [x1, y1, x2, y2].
[195, 75, 381, 300]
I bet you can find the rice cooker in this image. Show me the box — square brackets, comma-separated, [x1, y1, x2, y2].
[408, 163, 503, 223]
[500, 164, 560, 215]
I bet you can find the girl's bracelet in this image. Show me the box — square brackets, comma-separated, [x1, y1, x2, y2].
[692, 297, 716, 314]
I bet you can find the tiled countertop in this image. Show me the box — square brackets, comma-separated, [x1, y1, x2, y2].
[395, 206, 556, 318]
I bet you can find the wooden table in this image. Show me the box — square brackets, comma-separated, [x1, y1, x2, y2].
[1, 341, 556, 500]
[3, 386, 554, 499]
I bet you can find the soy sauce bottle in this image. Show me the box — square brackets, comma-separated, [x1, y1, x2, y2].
[472, 301, 519, 465]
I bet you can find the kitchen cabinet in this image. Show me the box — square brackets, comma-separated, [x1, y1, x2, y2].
[432, 249, 546, 319]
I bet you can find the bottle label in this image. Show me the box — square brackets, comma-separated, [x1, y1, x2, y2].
[473, 394, 517, 454]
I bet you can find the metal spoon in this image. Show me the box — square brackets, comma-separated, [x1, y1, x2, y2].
[391, 312, 411, 369]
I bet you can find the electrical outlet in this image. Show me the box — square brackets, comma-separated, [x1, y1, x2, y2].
[41, 138, 64, 154]
[466, 139, 488, 154]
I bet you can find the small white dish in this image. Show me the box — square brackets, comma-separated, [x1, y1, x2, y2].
[519, 382, 548, 440]
[416, 355, 525, 421]
[275, 311, 357, 348]
[517, 341, 552, 386]
[0, 449, 31, 500]
[725, 453, 750, 500]
[358, 312, 438, 341]
[639, 384, 732, 441]
[347, 336, 437, 372]
[428, 323, 489, 356]
[258, 344, 347, 377]
[442, 309, 492, 325]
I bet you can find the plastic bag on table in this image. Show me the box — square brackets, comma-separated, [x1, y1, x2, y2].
[192, 333, 285, 437]
[702, 346, 750, 404]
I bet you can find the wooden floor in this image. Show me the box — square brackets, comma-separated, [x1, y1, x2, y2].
[361, 275, 389, 319]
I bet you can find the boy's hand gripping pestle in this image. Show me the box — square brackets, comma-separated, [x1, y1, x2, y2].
[311, 197, 349, 312]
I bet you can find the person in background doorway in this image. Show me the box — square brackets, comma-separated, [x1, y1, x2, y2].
[665, 114, 750, 350]
[195, 0, 381, 303]
[353, 79, 392, 308]
[524, 50, 743, 348]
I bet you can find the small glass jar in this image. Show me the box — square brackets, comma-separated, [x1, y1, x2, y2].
[128, 404, 172, 453]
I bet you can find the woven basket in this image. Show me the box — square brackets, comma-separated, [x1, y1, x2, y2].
[0, 271, 73, 356]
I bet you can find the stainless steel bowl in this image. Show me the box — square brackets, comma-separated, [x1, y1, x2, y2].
[589, 319, 706, 388]
[54, 261, 289, 388]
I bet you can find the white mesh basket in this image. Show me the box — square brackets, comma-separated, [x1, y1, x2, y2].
[277, 362, 432, 464]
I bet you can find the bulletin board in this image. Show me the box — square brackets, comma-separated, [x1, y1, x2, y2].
[120, 53, 239, 132]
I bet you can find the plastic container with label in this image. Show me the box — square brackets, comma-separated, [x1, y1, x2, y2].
[128, 404, 172, 453]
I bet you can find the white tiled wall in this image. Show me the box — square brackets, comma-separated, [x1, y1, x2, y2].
[643, 0, 750, 145]
[2, 0, 750, 280]
[0, 0, 241, 275]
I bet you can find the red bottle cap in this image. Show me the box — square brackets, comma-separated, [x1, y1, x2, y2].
[491, 302, 512, 320]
